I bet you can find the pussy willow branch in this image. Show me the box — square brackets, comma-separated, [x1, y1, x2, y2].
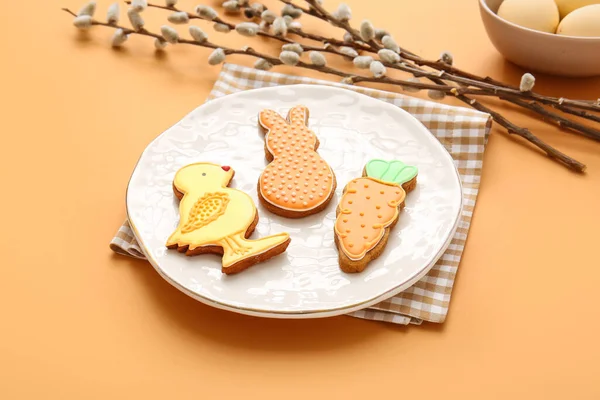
[124, 1, 345, 56]
[136, 0, 600, 142]
[281, 0, 600, 120]
[270, 0, 600, 143]
[61, 8, 585, 173]
[299, 0, 600, 113]
[126, 0, 600, 141]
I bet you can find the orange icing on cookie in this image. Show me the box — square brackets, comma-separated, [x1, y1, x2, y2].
[334, 177, 406, 260]
[258, 106, 334, 212]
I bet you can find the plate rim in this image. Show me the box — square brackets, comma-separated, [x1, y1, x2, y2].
[125, 84, 463, 319]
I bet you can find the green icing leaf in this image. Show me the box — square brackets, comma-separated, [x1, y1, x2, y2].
[365, 159, 418, 185]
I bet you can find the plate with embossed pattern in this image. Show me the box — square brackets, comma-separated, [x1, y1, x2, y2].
[126, 84, 462, 318]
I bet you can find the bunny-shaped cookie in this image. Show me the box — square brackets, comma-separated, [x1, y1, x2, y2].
[258, 105, 336, 218]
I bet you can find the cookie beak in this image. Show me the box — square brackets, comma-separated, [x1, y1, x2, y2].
[221, 166, 231, 171]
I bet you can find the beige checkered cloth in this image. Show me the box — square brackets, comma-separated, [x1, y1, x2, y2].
[110, 63, 491, 325]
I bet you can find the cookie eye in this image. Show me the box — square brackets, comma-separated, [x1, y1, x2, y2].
[202, 173, 206, 176]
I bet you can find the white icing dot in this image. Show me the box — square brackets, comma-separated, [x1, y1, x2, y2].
[321, 186, 326, 190]
[281, 191, 286, 196]
[304, 182, 308, 187]
[295, 174, 300, 178]
[308, 171, 312, 175]
[278, 185, 283, 189]
[287, 185, 292, 189]
[303, 189, 308, 194]
[312, 188, 316, 192]
[267, 190, 272, 195]
[277, 166, 282, 170]
[283, 197, 289, 202]
[291, 192, 296, 197]
[327, 174, 332, 178]
[299, 196, 304, 200]
[319, 192, 323, 197]
[276, 195, 281, 199]
[303, 157, 308, 161]
[309, 195, 314, 199]
[292, 199, 296, 203]
[318, 172, 323, 176]
[303, 201, 308, 206]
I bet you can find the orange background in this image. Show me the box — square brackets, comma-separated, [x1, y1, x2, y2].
[1, 0, 599, 398]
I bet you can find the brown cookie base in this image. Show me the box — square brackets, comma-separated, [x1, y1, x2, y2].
[336, 172, 417, 273]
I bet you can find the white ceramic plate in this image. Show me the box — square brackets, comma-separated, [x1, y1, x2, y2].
[126, 85, 462, 318]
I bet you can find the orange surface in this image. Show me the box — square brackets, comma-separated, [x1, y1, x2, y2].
[1, 0, 600, 398]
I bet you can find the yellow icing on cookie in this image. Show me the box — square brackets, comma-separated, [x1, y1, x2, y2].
[166, 163, 290, 270]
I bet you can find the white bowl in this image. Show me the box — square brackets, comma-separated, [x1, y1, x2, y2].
[479, 0, 600, 77]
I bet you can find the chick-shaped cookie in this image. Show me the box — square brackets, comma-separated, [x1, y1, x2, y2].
[167, 162, 291, 275]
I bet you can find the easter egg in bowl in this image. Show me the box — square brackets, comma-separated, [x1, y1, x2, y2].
[497, 0, 559, 33]
[557, 5, 600, 37]
[555, 0, 600, 18]
[479, 0, 600, 77]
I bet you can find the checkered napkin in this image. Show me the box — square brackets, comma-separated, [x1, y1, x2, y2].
[110, 63, 491, 325]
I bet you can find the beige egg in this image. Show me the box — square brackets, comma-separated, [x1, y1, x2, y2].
[557, 4, 600, 37]
[555, 0, 600, 18]
[497, 0, 560, 33]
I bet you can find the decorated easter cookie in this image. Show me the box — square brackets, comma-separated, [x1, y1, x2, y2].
[166, 162, 291, 275]
[258, 105, 337, 218]
[334, 159, 418, 273]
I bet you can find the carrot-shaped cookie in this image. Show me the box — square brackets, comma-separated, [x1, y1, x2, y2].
[167, 162, 291, 275]
[334, 159, 418, 273]
[258, 105, 336, 218]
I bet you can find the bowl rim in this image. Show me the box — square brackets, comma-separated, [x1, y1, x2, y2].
[479, 0, 600, 41]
